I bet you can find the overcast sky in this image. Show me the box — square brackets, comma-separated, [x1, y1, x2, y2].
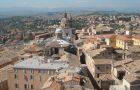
[0, 0, 139, 9]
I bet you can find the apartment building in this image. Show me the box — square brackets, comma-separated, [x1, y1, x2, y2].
[8, 56, 69, 90]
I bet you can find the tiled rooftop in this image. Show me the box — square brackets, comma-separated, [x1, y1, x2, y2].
[94, 59, 112, 65]
[0, 49, 19, 66]
[99, 74, 115, 81]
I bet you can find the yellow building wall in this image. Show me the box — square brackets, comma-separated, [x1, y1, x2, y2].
[109, 38, 116, 47]
[116, 39, 125, 49]
[132, 38, 140, 45]
[105, 38, 116, 47]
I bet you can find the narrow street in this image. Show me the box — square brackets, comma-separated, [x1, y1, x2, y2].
[86, 68, 101, 90]
[80, 52, 101, 90]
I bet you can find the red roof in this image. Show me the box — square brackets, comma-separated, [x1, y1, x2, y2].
[95, 34, 116, 38]
[96, 34, 132, 40]
[116, 35, 132, 40]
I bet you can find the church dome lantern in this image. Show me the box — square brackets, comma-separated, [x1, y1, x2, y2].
[55, 28, 63, 39]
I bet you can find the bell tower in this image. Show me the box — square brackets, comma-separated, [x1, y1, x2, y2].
[64, 11, 67, 19]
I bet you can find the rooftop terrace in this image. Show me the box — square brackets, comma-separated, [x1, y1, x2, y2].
[14, 56, 69, 70]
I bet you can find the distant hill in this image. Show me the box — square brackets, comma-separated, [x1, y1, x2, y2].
[0, 7, 140, 16]
[0, 15, 10, 18]
[0, 7, 51, 16]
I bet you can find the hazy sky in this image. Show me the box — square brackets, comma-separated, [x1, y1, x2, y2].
[0, 0, 139, 9]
